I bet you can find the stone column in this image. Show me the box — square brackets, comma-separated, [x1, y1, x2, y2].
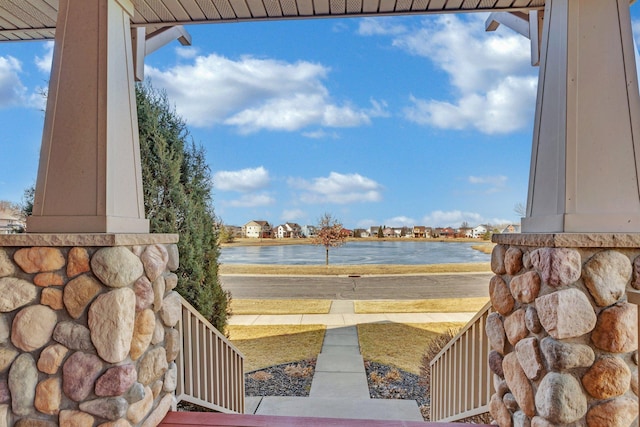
[0, 234, 179, 426]
[488, 234, 639, 427]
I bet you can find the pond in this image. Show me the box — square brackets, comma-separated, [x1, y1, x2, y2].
[219, 241, 490, 265]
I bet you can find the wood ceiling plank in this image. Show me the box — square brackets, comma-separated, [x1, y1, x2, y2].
[133, 0, 162, 24]
[444, 0, 464, 9]
[162, 0, 192, 20]
[511, 0, 530, 6]
[245, 0, 267, 17]
[346, 0, 361, 13]
[228, 0, 252, 18]
[211, 0, 237, 18]
[0, 15, 16, 30]
[461, 0, 480, 9]
[477, 0, 498, 8]
[427, 0, 446, 10]
[493, 0, 514, 6]
[195, 0, 222, 19]
[378, 0, 394, 12]
[296, 0, 314, 16]
[280, 0, 298, 15]
[25, 0, 57, 25]
[147, 0, 176, 21]
[395, 0, 412, 11]
[0, 5, 31, 29]
[411, 0, 429, 12]
[362, 0, 378, 12]
[329, 0, 345, 14]
[529, 0, 544, 6]
[178, 0, 207, 20]
[263, 0, 283, 17]
[313, 0, 330, 14]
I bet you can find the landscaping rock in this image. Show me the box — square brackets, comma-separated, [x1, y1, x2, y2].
[535, 372, 586, 424]
[591, 302, 637, 353]
[530, 248, 581, 287]
[0, 278, 37, 312]
[64, 274, 102, 319]
[581, 356, 630, 399]
[510, 272, 541, 304]
[536, 288, 596, 339]
[13, 247, 65, 273]
[540, 337, 594, 371]
[582, 250, 631, 307]
[11, 305, 57, 351]
[89, 288, 136, 363]
[91, 247, 143, 288]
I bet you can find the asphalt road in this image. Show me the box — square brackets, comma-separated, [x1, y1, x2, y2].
[220, 273, 492, 300]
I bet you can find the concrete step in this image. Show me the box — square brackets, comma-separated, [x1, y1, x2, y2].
[310, 372, 370, 398]
[315, 353, 365, 373]
[253, 396, 423, 421]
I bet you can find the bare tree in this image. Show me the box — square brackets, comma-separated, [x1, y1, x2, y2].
[514, 202, 526, 218]
[312, 213, 348, 266]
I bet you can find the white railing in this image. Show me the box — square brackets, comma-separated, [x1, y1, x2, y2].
[176, 297, 245, 414]
[430, 302, 493, 422]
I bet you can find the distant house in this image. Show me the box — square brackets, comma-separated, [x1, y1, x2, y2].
[369, 226, 381, 237]
[502, 224, 521, 234]
[457, 227, 473, 238]
[341, 228, 354, 237]
[301, 225, 317, 238]
[383, 227, 395, 238]
[471, 225, 489, 238]
[274, 222, 302, 238]
[242, 220, 272, 238]
[353, 228, 368, 238]
[413, 226, 427, 238]
[0, 208, 25, 234]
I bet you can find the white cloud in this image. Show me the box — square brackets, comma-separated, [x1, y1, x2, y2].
[421, 209, 512, 227]
[175, 46, 200, 59]
[289, 172, 383, 204]
[213, 166, 270, 192]
[146, 53, 386, 133]
[468, 175, 508, 194]
[302, 129, 340, 139]
[281, 209, 306, 221]
[357, 218, 379, 228]
[389, 15, 537, 134]
[358, 18, 407, 36]
[0, 56, 28, 109]
[35, 42, 54, 73]
[227, 193, 275, 207]
[384, 216, 415, 227]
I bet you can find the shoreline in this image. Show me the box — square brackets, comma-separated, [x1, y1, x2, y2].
[219, 262, 492, 275]
[221, 237, 493, 248]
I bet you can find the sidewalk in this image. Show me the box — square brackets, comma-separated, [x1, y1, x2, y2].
[241, 300, 469, 421]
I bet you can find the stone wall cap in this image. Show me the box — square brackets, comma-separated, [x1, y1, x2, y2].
[493, 233, 640, 248]
[0, 234, 179, 247]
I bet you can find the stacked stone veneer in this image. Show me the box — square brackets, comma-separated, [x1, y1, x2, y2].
[488, 234, 640, 427]
[0, 234, 180, 427]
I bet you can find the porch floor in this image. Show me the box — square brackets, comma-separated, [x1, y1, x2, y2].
[160, 411, 485, 426]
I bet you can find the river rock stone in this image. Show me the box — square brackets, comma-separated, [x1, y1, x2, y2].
[9, 354, 37, 416]
[535, 372, 587, 424]
[64, 274, 102, 319]
[165, 273, 178, 291]
[0, 347, 17, 372]
[487, 312, 507, 355]
[96, 364, 137, 397]
[530, 417, 554, 427]
[490, 393, 512, 427]
[489, 351, 504, 378]
[492, 245, 507, 275]
[503, 352, 535, 417]
[34, 377, 61, 415]
[67, 247, 90, 278]
[79, 397, 128, 421]
[586, 396, 638, 427]
[151, 380, 163, 398]
[33, 272, 64, 287]
[138, 347, 168, 386]
[582, 356, 630, 399]
[14, 419, 57, 427]
[131, 309, 155, 360]
[127, 386, 153, 424]
[153, 276, 165, 313]
[632, 367, 638, 396]
[505, 247, 523, 275]
[152, 318, 165, 345]
[530, 248, 581, 287]
[525, 306, 542, 334]
[97, 420, 131, 427]
[166, 244, 179, 271]
[583, 250, 631, 307]
[503, 392, 518, 412]
[0, 315, 8, 344]
[141, 394, 173, 427]
[633, 254, 640, 290]
[141, 244, 168, 282]
[490, 275, 515, 316]
[0, 278, 37, 312]
[512, 410, 530, 427]
[515, 337, 544, 380]
[0, 380, 9, 403]
[13, 247, 65, 273]
[62, 351, 103, 401]
[37, 344, 68, 374]
[41, 288, 63, 310]
[592, 302, 637, 353]
[540, 337, 595, 371]
[504, 309, 528, 346]
[165, 328, 179, 362]
[89, 288, 136, 363]
[0, 250, 14, 278]
[536, 288, 596, 339]
[91, 247, 144, 288]
[11, 305, 57, 352]
[53, 321, 93, 352]
[163, 362, 177, 392]
[160, 291, 181, 327]
[510, 272, 541, 304]
[134, 276, 154, 312]
[59, 410, 94, 427]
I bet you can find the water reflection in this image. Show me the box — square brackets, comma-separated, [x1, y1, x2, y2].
[220, 241, 490, 265]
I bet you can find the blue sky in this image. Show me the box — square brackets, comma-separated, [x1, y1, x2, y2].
[2, 8, 640, 229]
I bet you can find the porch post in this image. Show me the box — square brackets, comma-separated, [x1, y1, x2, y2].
[27, 0, 149, 233]
[523, 0, 640, 233]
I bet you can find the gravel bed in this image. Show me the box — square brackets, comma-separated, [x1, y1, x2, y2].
[245, 359, 316, 397]
[364, 361, 428, 408]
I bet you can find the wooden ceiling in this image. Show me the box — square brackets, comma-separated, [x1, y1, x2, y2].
[0, 0, 546, 42]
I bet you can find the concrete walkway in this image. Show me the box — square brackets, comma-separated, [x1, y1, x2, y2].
[242, 300, 468, 421]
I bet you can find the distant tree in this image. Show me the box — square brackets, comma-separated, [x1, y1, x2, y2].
[312, 213, 348, 266]
[216, 221, 235, 244]
[377, 225, 384, 238]
[460, 221, 469, 229]
[514, 202, 526, 218]
[21, 187, 34, 217]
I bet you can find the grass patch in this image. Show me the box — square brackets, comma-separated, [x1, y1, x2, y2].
[358, 322, 464, 375]
[231, 299, 332, 315]
[354, 297, 489, 314]
[227, 325, 325, 372]
[471, 243, 495, 254]
[220, 263, 490, 276]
